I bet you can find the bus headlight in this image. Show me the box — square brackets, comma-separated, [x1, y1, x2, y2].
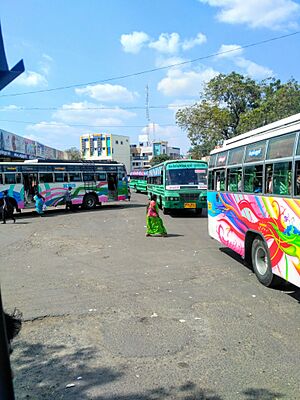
[166, 196, 179, 201]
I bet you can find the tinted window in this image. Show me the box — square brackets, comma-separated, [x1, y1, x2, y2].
[216, 152, 227, 167]
[39, 173, 54, 183]
[54, 173, 68, 183]
[228, 147, 244, 165]
[96, 173, 106, 181]
[267, 133, 295, 160]
[0, 174, 3, 185]
[69, 172, 82, 182]
[266, 162, 292, 196]
[245, 141, 266, 163]
[215, 170, 225, 191]
[208, 154, 216, 167]
[227, 167, 242, 192]
[83, 173, 95, 181]
[244, 165, 263, 193]
[4, 174, 16, 184]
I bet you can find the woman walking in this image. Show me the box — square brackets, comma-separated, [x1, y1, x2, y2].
[33, 193, 45, 216]
[146, 198, 167, 237]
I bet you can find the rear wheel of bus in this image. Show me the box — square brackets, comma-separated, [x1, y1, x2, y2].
[83, 193, 97, 210]
[251, 237, 281, 287]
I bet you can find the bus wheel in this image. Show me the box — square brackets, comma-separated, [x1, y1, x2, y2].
[83, 194, 97, 209]
[251, 237, 280, 287]
[162, 207, 169, 215]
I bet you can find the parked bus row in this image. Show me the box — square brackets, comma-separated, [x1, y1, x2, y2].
[0, 159, 129, 210]
[208, 112, 300, 289]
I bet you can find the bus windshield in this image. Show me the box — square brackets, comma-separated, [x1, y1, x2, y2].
[166, 168, 207, 186]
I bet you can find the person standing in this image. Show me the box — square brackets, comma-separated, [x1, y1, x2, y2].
[145, 198, 167, 237]
[0, 190, 16, 224]
[33, 193, 45, 216]
[65, 187, 73, 211]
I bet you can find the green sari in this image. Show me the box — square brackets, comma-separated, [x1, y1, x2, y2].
[146, 203, 167, 236]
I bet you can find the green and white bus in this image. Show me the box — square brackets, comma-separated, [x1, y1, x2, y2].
[129, 169, 148, 193]
[147, 159, 208, 215]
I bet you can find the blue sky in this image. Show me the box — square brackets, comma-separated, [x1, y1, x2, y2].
[1, 0, 300, 153]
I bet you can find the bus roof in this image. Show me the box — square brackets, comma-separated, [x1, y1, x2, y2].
[0, 159, 125, 167]
[210, 112, 300, 155]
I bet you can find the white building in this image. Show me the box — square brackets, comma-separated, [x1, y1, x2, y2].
[80, 133, 130, 173]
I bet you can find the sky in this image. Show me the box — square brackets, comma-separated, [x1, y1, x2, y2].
[0, 0, 300, 154]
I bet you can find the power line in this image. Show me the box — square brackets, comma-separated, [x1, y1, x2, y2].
[0, 118, 177, 128]
[0, 104, 192, 111]
[1, 30, 299, 98]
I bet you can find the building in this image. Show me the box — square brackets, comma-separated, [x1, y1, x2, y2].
[0, 128, 67, 161]
[80, 133, 130, 173]
[130, 135, 181, 171]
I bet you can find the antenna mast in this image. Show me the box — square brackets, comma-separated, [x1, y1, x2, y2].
[145, 84, 150, 145]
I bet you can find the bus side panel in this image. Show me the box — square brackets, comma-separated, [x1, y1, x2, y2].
[207, 191, 300, 288]
[0, 184, 24, 209]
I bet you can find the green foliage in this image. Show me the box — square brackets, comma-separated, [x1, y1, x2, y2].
[150, 154, 171, 166]
[176, 72, 300, 156]
[65, 147, 81, 160]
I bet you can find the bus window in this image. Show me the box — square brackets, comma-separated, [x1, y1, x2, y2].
[69, 172, 82, 182]
[0, 174, 2, 185]
[267, 133, 295, 160]
[16, 173, 22, 184]
[295, 161, 300, 196]
[266, 162, 292, 196]
[95, 173, 106, 181]
[4, 173, 16, 184]
[208, 171, 214, 190]
[244, 165, 263, 193]
[54, 173, 68, 182]
[39, 173, 54, 183]
[83, 173, 95, 182]
[215, 170, 225, 191]
[227, 167, 242, 192]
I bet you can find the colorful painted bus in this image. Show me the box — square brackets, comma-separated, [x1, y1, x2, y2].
[0, 159, 129, 210]
[208, 113, 300, 288]
[147, 159, 207, 215]
[129, 169, 148, 193]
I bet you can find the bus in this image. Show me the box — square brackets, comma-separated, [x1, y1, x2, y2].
[0, 159, 129, 210]
[147, 159, 207, 215]
[129, 169, 148, 193]
[208, 113, 300, 288]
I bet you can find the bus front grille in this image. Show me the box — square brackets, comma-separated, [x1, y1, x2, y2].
[180, 193, 199, 202]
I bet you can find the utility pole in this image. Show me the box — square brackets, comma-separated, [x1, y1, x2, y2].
[145, 84, 150, 145]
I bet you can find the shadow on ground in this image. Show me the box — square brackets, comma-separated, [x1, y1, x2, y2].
[12, 340, 285, 400]
[219, 247, 300, 304]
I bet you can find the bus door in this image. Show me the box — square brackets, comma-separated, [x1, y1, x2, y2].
[22, 173, 38, 206]
[107, 173, 118, 200]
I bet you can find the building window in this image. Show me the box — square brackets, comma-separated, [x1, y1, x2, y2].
[121, 141, 123, 145]
[116, 140, 119, 144]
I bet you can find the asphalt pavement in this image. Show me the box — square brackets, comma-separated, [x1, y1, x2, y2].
[1, 193, 299, 400]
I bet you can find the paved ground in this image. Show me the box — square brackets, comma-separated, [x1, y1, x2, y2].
[1, 193, 299, 400]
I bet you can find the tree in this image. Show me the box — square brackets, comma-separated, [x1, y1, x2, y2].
[176, 72, 300, 156]
[150, 154, 170, 166]
[65, 147, 81, 160]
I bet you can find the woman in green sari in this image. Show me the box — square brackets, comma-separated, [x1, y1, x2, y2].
[146, 199, 167, 237]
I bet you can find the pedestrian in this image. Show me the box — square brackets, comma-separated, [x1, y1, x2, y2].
[0, 190, 16, 224]
[145, 197, 167, 237]
[33, 193, 45, 216]
[65, 187, 73, 211]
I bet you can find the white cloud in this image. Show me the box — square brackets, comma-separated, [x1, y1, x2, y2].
[182, 33, 207, 50]
[120, 31, 150, 53]
[199, 0, 300, 29]
[75, 83, 138, 103]
[149, 33, 181, 54]
[39, 53, 53, 76]
[157, 67, 219, 97]
[235, 57, 273, 78]
[53, 102, 136, 126]
[216, 44, 243, 59]
[14, 70, 48, 87]
[155, 56, 187, 68]
[0, 105, 20, 111]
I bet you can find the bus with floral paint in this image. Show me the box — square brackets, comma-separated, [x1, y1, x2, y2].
[129, 169, 148, 193]
[147, 159, 207, 215]
[208, 113, 300, 288]
[0, 159, 129, 210]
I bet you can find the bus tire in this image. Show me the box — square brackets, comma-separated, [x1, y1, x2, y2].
[162, 207, 169, 215]
[251, 237, 281, 287]
[159, 197, 163, 210]
[83, 193, 97, 209]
